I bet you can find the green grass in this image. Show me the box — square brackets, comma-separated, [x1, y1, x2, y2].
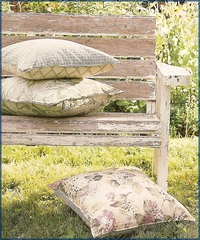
[2, 137, 198, 238]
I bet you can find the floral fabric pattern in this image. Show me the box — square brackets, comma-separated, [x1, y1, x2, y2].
[49, 167, 195, 238]
[2, 77, 122, 117]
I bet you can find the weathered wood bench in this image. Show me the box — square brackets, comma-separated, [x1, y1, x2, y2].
[2, 12, 191, 191]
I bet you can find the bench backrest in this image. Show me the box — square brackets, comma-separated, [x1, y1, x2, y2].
[2, 12, 191, 191]
[2, 13, 156, 114]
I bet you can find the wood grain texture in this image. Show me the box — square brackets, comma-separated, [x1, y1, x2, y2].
[2, 113, 160, 134]
[2, 13, 156, 36]
[156, 62, 191, 86]
[100, 80, 156, 100]
[98, 59, 156, 78]
[2, 133, 161, 147]
[2, 36, 156, 58]
[153, 70, 171, 191]
[2, 113, 161, 146]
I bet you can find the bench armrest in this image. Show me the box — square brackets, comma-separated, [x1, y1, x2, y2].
[156, 62, 191, 86]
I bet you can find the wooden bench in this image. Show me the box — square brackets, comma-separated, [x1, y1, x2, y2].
[2, 12, 191, 191]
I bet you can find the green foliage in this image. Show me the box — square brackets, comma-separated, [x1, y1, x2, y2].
[2, 1, 151, 15]
[2, 138, 198, 238]
[155, 2, 198, 137]
[104, 100, 146, 113]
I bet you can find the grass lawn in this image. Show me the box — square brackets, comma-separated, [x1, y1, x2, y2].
[2, 137, 198, 238]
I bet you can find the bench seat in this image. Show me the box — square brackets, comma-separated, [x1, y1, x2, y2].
[2, 113, 161, 147]
[1, 12, 191, 191]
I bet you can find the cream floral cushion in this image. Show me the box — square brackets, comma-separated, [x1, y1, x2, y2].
[2, 77, 123, 117]
[2, 39, 119, 80]
[48, 167, 195, 238]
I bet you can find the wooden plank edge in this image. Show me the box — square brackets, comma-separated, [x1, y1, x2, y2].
[2, 134, 162, 147]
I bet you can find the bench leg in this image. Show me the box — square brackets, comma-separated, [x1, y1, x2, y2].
[154, 62, 191, 191]
[153, 71, 171, 192]
[153, 147, 168, 192]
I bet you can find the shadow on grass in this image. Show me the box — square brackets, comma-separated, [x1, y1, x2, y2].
[2, 189, 198, 239]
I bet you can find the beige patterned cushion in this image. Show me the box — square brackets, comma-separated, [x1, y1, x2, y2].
[2, 77, 123, 117]
[48, 167, 195, 238]
[2, 39, 119, 80]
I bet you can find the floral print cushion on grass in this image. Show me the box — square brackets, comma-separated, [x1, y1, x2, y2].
[48, 167, 195, 238]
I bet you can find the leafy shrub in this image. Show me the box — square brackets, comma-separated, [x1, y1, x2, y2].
[155, 2, 198, 137]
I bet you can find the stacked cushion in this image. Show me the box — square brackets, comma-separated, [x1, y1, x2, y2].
[2, 39, 121, 117]
[2, 39, 119, 80]
[2, 77, 122, 117]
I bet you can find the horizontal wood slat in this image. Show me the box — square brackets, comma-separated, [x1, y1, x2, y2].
[100, 80, 156, 100]
[98, 59, 156, 78]
[2, 59, 156, 79]
[2, 113, 160, 134]
[2, 13, 156, 36]
[2, 36, 156, 58]
[2, 134, 161, 147]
